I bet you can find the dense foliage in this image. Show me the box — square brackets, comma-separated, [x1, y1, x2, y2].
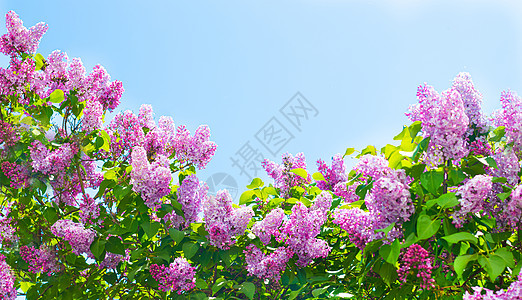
[0, 11, 521, 299]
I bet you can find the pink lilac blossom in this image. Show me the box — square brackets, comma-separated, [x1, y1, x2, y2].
[82, 98, 103, 133]
[452, 72, 488, 137]
[463, 273, 522, 299]
[51, 219, 96, 257]
[174, 125, 217, 169]
[145, 116, 176, 158]
[79, 194, 100, 225]
[149, 257, 196, 294]
[490, 148, 520, 186]
[316, 154, 348, 191]
[1, 161, 28, 189]
[0, 11, 47, 56]
[453, 175, 493, 227]
[244, 245, 293, 281]
[493, 90, 522, 151]
[397, 244, 435, 290]
[0, 217, 17, 246]
[280, 192, 332, 267]
[252, 207, 285, 245]
[406, 84, 469, 165]
[0, 57, 35, 101]
[19, 245, 59, 275]
[332, 207, 376, 250]
[203, 190, 254, 249]
[354, 154, 391, 179]
[130, 146, 172, 210]
[332, 181, 360, 203]
[0, 121, 19, 148]
[0, 254, 16, 300]
[262, 152, 311, 198]
[29, 141, 77, 175]
[468, 139, 492, 157]
[164, 174, 208, 230]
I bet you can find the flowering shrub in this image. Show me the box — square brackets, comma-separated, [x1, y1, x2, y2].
[1, 10, 522, 300]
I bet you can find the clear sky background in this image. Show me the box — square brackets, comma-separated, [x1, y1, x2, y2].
[1, 0, 522, 200]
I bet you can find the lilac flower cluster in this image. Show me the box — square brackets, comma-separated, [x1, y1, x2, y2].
[0, 57, 35, 102]
[19, 245, 59, 275]
[51, 220, 96, 257]
[98, 250, 130, 270]
[149, 257, 196, 294]
[316, 154, 348, 191]
[334, 155, 414, 249]
[397, 244, 435, 290]
[79, 195, 100, 225]
[0, 11, 47, 56]
[174, 125, 217, 169]
[490, 148, 520, 186]
[464, 273, 522, 299]
[108, 105, 216, 169]
[247, 192, 332, 280]
[244, 245, 293, 281]
[453, 175, 493, 227]
[130, 146, 171, 209]
[0, 254, 16, 300]
[452, 72, 488, 137]
[493, 90, 522, 151]
[407, 83, 469, 165]
[1, 161, 28, 189]
[0, 121, 18, 149]
[29, 141, 77, 175]
[262, 152, 311, 198]
[82, 98, 103, 133]
[203, 190, 254, 249]
[501, 184, 522, 228]
[164, 174, 208, 230]
[0, 217, 17, 247]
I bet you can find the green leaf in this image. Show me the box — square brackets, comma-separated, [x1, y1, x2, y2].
[416, 215, 440, 240]
[495, 248, 515, 268]
[212, 278, 228, 295]
[442, 232, 478, 245]
[196, 278, 208, 289]
[90, 238, 107, 260]
[420, 170, 444, 195]
[100, 130, 111, 152]
[20, 281, 35, 293]
[105, 236, 125, 255]
[379, 239, 400, 265]
[246, 178, 263, 189]
[141, 221, 161, 239]
[312, 172, 326, 182]
[344, 147, 355, 157]
[408, 121, 422, 138]
[489, 126, 505, 142]
[497, 191, 511, 201]
[169, 228, 184, 244]
[478, 254, 506, 282]
[312, 286, 329, 297]
[412, 137, 430, 161]
[34, 53, 45, 70]
[375, 261, 397, 287]
[49, 89, 65, 103]
[239, 190, 255, 205]
[375, 222, 396, 235]
[436, 192, 459, 209]
[360, 145, 377, 157]
[235, 282, 256, 300]
[454, 253, 477, 279]
[290, 168, 308, 180]
[182, 242, 199, 259]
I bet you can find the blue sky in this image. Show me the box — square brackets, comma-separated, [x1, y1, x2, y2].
[1, 0, 522, 199]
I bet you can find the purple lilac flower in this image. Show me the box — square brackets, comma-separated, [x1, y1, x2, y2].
[164, 174, 208, 230]
[354, 154, 391, 179]
[1, 161, 28, 189]
[280, 192, 332, 267]
[463, 273, 522, 299]
[29, 141, 77, 175]
[501, 184, 522, 229]
[332, 207, 375, 250]
[19, 245, 59, 275]
[244, 245, 293, 281]
[51, 219, 96, 257]
[203, 190, 254, 249]
[252, 208, 285, 245]
[398, 244, 435, 290]
[453, 175, 493, 227]
[490, 147, 520, 186]
[150, 257, 196, 294]
[407, 84, 469, 165]
[452, 72, 488, 137]
[82, 98, 103, 133]
[0, 11, 47, 56]
[174, 125, 217, 169]
[130, 146, 172, 210]
[0, 121, 19, 148]
[493, 90, 522, 151]
[316, 154, 348, 191]
[0, 57, 36, 101]
[0, 254, 16, 300]
[262, 152, 311, 198]
[332, 181, 360, 203]
[79, 194, 100, 225]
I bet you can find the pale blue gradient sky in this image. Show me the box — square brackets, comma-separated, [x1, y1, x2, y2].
[1, 0, 522, 198]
